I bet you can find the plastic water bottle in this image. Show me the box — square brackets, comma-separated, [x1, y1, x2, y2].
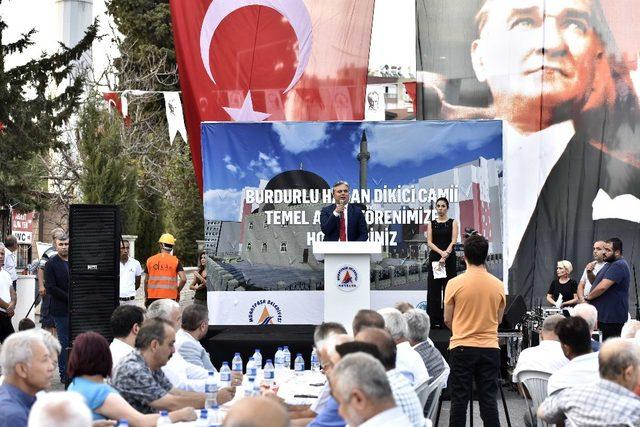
[245, 377, 256, 397]
[205, 371, 218, 408]
[253, 349, 263, 371]
[283, 346, 291, 369]
[274, 347, 284, 370]
[232, 353, 243, 375]
[116, 421, 129, 427]
[252, 376, 261, 396]
[208, 403, 221, 427]
[156, 410, 171, 426]
[294, 353, 305, 376]
[195, 409, 208, 427]
[311, 347, 320, 372]
[246, 357, 256, 381]
[219, 362, 231, 387]
[263, 359, 275, 386]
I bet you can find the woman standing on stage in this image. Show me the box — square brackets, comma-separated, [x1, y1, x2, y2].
[547, 260, 579, 308]
[426, 197, 458, 328]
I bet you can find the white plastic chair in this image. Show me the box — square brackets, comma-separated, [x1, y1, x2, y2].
[424, 370, 448, 423]
[415, 379, 431, 407]
[515, 369, 552, 427]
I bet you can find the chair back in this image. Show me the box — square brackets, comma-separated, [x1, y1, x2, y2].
[516, 369, 552, 427]
[424, 370, 448, 423]
[415, 379, 431, 407]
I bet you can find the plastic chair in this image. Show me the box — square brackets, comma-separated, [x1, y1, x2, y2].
[515, 369, 552, 427]
[415, 379, 431, 407]
[424, 370, 449, 423]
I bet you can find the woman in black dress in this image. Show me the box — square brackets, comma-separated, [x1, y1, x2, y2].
[189, 252, 208, 306]
[426, 197, 459, 327]
[546, 260, 579, 308]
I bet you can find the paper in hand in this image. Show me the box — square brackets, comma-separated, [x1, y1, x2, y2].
[555, 294, 563, 309]
[432, 261, 447, 279]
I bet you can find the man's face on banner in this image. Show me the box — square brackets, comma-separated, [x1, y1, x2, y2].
[471, 0, 604, 119]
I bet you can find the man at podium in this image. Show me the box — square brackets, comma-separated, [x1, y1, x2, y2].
[320, 181, 368, 242]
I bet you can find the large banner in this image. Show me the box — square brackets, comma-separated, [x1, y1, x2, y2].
[202, 120, 503, 323]
[170, 0, 375, 190]
[416, 0, 640, 304]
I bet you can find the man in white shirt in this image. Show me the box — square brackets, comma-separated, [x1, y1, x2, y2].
[119, 240, 142, 306]
[109, 304, 145, 373]
[3, 236, 18, 287]
[513, 314, 568, 381]
[577, 241, 607, 302]
[329, 352, 412, 427]
[0, 244, 17, 343]
[547, 316, 600, 395]
[176, 304, 215, 372]
[378, 308, 429, 387]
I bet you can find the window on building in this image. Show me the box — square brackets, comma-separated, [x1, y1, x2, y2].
[262, 243, 267, 252]
[280, 242, 287, 253]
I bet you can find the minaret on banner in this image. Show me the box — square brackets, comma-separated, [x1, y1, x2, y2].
[356, 130, 370, 191]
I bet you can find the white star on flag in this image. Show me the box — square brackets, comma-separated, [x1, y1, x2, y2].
[223, 91, 271, 121]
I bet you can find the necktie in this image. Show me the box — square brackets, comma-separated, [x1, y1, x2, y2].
[339, 213, 347, 241]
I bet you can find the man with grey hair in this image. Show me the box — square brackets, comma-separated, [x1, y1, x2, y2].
[404, 309, 448, 386]
[571, 303, 601, 351]
[27, 391, 92, 427]
[621, 319, 640, 340]
[538, 338, 640, 425]
[0, 243, 17, 343]
[513, 314, 568, 381]
[378, 308, 429, 387]
[329, 353, 411, 426]
[0, 331, 54, 427]
[320, 181, 368, 242]
[176, 303, 215, 371]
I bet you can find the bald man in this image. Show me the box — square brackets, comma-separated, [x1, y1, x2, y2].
[577, 240, 607, 302]
[539, 338, 640, 425]
[224, 396, 289, 427]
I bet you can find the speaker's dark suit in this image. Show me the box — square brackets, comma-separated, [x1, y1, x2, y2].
[320, 204, 368, 242]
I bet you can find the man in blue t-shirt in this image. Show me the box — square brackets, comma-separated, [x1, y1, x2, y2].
[585, 237, 630, 340]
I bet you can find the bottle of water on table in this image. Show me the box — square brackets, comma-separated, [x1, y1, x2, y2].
[253, 349, 262, 371]
[245, 377, 256, 397]
[205, 371, 218, 408]
[156, 410, 171, 425]
[294, 353, 305, 376]
[219, 361, 231, 387]
[246, 357, 256, 382]
[283, 346, 291, 369]
[195, 409, 208, 427]
[263, 359, 275, 386]
[232, 352, 243, 377]
[208, 403, 221, 427]
[274, 347, 284, 371]
[311, 347, 320, 372]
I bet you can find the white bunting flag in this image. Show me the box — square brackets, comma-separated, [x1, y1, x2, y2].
[163, 92, 188, 144]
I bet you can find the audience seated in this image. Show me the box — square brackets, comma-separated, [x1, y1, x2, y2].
[17, 319, 35, 331]
[110, 305, 145, 373]
[377, 308, 429, 386]
[146, 299, 209, 391]
[538, 338, 640, 425]
[348, 328, 424, 427]
[112, 318, 226, 414]
[68, 331, 196, 425]
[0, 331, 54, 427]
[394, 302, 414, 314]
[329, 353, 412, 426]
[27, 391, 92, 427]
[352, 310, 385, 336]
[224, 396, 289, 427]
[176, 304, 216, 372]
[512, 314, 568, 380]
[621, 319, 640, 341]
[403, 309, 449, 385]
[547, 316, 599, 395]
[571, 303, 601, 351]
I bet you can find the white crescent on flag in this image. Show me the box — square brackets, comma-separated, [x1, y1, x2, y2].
[200, 0, 313, 93]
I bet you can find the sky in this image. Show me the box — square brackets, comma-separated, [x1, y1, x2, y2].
[201, 120, 502, 220]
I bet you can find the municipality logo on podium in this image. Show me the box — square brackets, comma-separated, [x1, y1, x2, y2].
[336, 265, 359, 292]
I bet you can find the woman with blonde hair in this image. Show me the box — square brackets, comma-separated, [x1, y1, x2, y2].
[546, 261, 579, 308]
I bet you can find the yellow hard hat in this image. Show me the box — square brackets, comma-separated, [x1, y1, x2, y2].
[158, 233, 176, 245]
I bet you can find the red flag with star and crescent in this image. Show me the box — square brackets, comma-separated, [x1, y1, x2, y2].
[169, 0, 375, 191]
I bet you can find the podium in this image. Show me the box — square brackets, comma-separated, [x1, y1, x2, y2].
[312, 241, 382, 331]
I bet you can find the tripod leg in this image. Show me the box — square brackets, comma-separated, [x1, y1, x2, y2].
[499, 379, 511, 427]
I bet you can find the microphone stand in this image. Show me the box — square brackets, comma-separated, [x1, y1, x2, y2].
[634, 264, 640, 319]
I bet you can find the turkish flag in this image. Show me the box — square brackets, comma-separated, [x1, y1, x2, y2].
[169, 0, 375, 191]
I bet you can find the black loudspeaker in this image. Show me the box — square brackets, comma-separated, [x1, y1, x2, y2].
[499, 294, 527, 331]
[69, 205, 120, 342]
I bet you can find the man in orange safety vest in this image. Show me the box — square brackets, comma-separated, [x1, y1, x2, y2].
[144, 233, 187, 307]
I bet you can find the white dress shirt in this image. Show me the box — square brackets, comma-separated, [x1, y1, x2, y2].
[512, 340, 569, 382]
[310, 381, 331, 413]
[359, 406, 413, 427]
[332, 202, 349, 241]
[547, 351, 600, 396]
[395, 341, 429, 387]
[110, 338, 135, 375]
[4, 248, 17, 282]
[119, 257, 142, 298]
[162, 350, 209, 393]
[579, 261, 606, 297]
[0, 270, 12, 313]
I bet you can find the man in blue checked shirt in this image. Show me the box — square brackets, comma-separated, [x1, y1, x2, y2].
[538, 338, 640, 426]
